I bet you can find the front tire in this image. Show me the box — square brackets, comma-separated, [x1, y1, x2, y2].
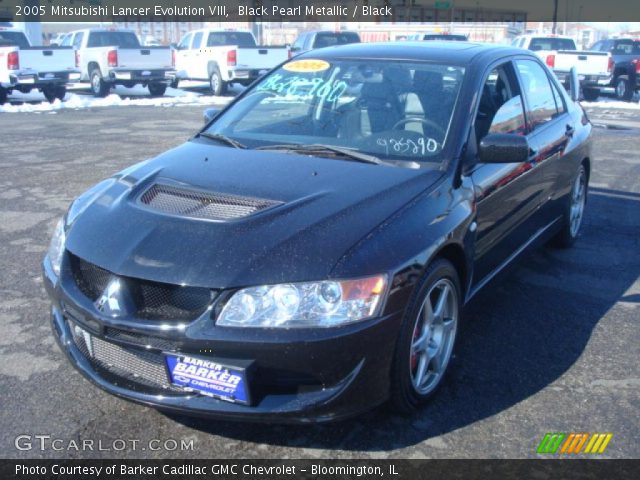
[614, 76, 633, 102]
[552, 164, 588, 248]
[390, 258, 461, 413]
[148, 83, 167, 97]
[90, 68, 111, 97]
[209, 69, 227, 96]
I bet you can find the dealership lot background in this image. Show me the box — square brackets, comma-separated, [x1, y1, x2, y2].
[0, 90, 638, 457]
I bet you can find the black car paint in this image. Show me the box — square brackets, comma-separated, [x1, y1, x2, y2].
[44, 42, 592, 422]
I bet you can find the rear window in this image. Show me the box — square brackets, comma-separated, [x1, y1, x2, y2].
[313, 32, 360, 49]
[423, 35, 467, 41]
[612, 40, 640, 55]
[206, 32, 256, 47]
[529, 38, 576, 51]
[0, 31, 29, 48]
[87, 31, 140, 48]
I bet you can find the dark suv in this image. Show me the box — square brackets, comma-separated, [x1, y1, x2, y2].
[590, 39, 640, 101]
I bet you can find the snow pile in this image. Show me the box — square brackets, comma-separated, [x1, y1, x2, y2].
[1, 91, 231, 113]
[582, 99, 640, 110]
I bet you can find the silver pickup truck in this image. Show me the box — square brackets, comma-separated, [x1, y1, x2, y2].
[63, 28, 175, 97]
[0, 28, 79, 104]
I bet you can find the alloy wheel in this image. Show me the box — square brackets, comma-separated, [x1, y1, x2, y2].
[409, 278, 458, 395]
[570, 167, 587, 237]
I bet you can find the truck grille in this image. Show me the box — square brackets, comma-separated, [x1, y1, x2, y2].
[69, 253, 215, 322]
[139, 183, 280, 220]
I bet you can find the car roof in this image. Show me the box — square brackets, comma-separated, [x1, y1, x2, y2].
[303, 41, 524, 65]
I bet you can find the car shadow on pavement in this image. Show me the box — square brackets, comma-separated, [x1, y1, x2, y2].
[164, 187, 639, 452]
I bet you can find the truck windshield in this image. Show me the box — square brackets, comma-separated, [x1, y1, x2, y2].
[529, 38, 576, 51]
[204, 58, 465, 166]
[0, 31, 29, 48]
[207, 32, 256, 47]
[87, 32, 140, 48]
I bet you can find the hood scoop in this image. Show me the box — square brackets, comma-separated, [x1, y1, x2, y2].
[139, 183, 281, 221]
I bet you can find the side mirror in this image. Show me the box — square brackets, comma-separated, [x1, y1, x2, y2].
[568, 66, 580, 102]
[203, 107, 221, 124]
[479, 133, 530, 164]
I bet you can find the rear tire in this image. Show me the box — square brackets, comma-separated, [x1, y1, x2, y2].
[390, 258, 461, 414]
[43, 86, 57, 103]
[0, 87, 7, 105]
[148, 83, 167, 97]
[209, 69, 227, 96]
[55, 86, 66, 101]
[552, 164, 588, 248]
[582, 88, 599, 102]
[614, 76, 633, 102]
[169, 79, 179, 89]
[90, 68, 111, 97]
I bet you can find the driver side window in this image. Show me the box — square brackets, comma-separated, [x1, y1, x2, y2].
[475, 63, 526, 145]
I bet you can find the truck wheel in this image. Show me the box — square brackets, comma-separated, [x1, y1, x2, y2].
[582, 88, 599, 102]
[55, 86, 67, 101]
[43, 86, 57, 103]
[209, 70, 227, 96]
[169, 79, 179, 89]
[614, 76, 633, 102]
[0, 87, 8, 105]
[148, 83, 167, 97]
[90, 68, 111, 97]
[390, 258, 461, 413]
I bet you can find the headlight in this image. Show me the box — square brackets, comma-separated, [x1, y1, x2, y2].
[217, 275, 387, 328]
[47, 218, 66, 276]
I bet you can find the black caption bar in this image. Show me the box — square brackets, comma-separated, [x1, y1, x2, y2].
[1, 460, 639, 480]
[2, 0, 640, 22]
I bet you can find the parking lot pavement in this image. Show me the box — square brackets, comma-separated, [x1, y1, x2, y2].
[0, 106, 638, 459]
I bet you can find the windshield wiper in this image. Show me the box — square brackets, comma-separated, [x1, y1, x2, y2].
[255, 143, 385, 165]
[196, 132, 247, 149]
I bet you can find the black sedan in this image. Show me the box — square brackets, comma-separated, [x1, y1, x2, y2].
[43, 42, 591, 422]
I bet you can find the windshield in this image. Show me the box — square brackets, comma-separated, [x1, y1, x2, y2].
[0, 31, 29, 48]
[204, 59, 465, 166]
[314, 32, 360, 48]
[529, 38, 576, 51]
[207, 32, 256, 47]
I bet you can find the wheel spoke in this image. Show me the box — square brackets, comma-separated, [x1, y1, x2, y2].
[441, 317, 455, 337]
[411, 330, 429, 354]
[433, 284, 450, 319]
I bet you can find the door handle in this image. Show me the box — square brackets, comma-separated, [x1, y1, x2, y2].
[565, 124, 575, 138]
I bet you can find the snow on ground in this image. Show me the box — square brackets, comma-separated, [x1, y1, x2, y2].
[581, 99, 640, 110]
[1, 81, 236, 113]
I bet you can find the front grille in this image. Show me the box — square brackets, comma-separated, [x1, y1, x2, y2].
[70, 322, 183, 392]
[70, 255, 111, 301]
[105, 327, 180, 352]
[68, 253, 215, 322]
[139, 183, 280, 220]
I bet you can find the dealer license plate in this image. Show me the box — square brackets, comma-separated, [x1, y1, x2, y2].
[165, 354, 250, 404]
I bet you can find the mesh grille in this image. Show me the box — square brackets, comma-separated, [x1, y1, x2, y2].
[70, 254, 111, 301]
[104, 327, 180, 352]
[139, 184, 279, 220]
[68, 253, 214, 322]
[70, 323, 183, 392]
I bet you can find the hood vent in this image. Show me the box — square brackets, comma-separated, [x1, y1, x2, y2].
[139, 183, 280, 220]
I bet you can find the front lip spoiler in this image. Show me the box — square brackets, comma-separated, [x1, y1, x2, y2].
[49, 305, 374, 424]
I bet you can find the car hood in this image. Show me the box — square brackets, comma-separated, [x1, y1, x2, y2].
[65, 141, 443, 288]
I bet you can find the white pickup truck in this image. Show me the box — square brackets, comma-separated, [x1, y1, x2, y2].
[0, 28, 79, 105]
[63, 28, 175, 97]
[512, 35, 612, 99]
[173, 30, 290, 95]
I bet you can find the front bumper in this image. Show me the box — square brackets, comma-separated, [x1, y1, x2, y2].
[43, 256, 402, 423]
[108, 69, 175, 84]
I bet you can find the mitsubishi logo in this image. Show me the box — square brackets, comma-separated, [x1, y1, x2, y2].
[95, 277, 135, 317]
